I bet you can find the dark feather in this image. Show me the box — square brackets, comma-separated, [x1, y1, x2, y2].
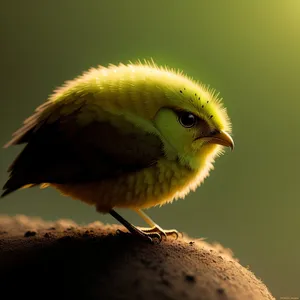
[4, 100, 54, 148]
[1, 102, 164, 197]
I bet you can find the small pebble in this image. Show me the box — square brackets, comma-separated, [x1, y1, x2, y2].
[24, 231, 36, 237]
[185, 274, 196, 283]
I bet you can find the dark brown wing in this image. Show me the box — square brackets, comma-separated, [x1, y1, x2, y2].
[1, 101, 164, 197]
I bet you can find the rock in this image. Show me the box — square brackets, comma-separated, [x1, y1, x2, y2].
[0, 215, 275, 300]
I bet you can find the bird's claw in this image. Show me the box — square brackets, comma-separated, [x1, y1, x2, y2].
[116, 228, 162, 244]
[138, 225, 183, 240]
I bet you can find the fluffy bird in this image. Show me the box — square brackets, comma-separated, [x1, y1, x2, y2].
[1, 60, 234, 242]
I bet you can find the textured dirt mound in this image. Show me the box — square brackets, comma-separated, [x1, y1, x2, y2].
[0, 215, 274, 300]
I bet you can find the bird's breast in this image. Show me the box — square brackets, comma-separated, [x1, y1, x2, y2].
[51, 158, 210, 212]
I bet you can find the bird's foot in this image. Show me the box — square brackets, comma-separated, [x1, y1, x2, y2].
[109, 209, 181, 244]
[138, 224, 183, 240]
[116, 227, 161, 244]
[110, 209, 161, 243]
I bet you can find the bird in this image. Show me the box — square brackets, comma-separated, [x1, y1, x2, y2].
[1, 59, 234, 242]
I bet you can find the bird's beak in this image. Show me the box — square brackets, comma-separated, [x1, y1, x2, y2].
[209, 130, 234, 150]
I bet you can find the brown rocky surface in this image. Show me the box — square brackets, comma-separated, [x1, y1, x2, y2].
[0, 215, 275, 300]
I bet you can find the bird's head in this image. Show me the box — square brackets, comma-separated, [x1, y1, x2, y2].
[153, 84, 234, 170]
[105, 60, 233, 172]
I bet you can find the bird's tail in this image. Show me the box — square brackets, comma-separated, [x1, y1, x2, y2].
[1, 175, 32, 198]
[1, 178, 20, 198]
[1, 188, 15, 198]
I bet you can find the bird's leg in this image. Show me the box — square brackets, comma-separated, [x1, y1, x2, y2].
[134, 209, 182, 239]
[109, 209, 161, 243]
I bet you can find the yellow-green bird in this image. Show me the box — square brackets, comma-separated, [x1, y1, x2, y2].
[1, 60, 234, 242]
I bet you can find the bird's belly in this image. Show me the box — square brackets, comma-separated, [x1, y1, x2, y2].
[52, 159, 200, 212]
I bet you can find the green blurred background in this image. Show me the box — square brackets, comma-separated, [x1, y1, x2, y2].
[1, 1, 299, 298]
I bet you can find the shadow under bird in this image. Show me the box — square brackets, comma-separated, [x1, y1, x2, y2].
[1, 60, 234, 242]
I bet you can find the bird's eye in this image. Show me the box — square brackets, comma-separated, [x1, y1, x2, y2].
[178, 112, 197, 128]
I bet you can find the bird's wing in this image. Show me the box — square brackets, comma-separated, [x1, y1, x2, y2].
[2, 98, 164, 196]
